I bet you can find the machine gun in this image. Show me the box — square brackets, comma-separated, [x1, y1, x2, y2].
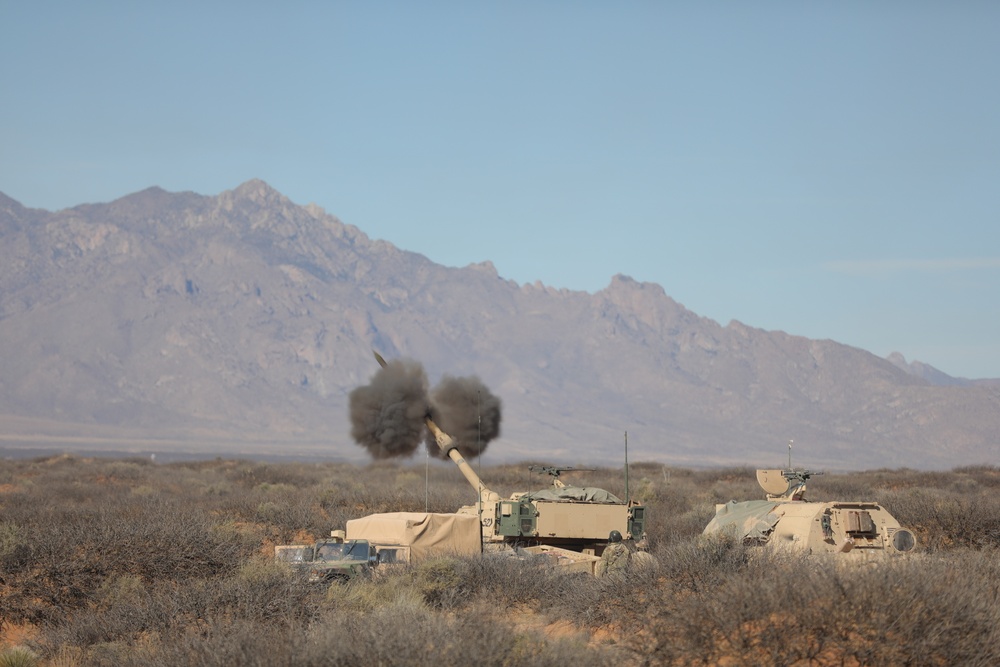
[528, 465, 596, 489]
[756, 468, 825, 501]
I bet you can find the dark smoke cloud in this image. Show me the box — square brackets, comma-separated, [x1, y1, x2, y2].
[348, 358, 503, 461]
[424, 375, 502, 461]
[348, 359, 429, 459]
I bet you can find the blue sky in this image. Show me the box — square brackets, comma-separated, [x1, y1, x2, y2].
[3, 2, 999, 379]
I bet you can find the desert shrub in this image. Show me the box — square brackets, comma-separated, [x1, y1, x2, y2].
[127, 600, 612, 667]
[659, 504, 717, 546]
[78, 642, 142, 667]
[89, 495, 256, 579]
[877, 488, 1000, 550]
[810, 471, 878, 500]
[39, 561, 319, 655]
[655, 531, 760, 592]
[632, 479, 698, 547]
[454, 552, 597, 610]
[40, 593, 165, 649]
[219, 484, 329, 542]
[198, 479, 235, 496]
[94, 573, 148, 609]
[334, 573, 428, 613]
[699, 467, 758, 497]
[104, 459, 152, 482]
[0, 490, 259, 625]
[347, 484, 429, 515]
[255, 462, 325, 488]
[0, 647, 39, 667]
[6, 456, 1000, 666]
[550, 560, 662, 630]
[337, 551, 626, 627]
[638, 550, 1000, 666]
[253, 482, 298, 495]
[0, 520, 28, 567]
[132, 619, 297, 667]
[306, 601, 608, 667]
[951, 464, 1000, 488]
[332, 553, 588, 616]
[213, 559, 319, 624]
[226, 463, 262, 488]
[408, 557, 465, 608]
[225, 462, 325, 489]
[251, 490, 326, 540]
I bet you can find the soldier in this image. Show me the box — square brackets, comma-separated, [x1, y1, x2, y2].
[597, 530, 632, 577]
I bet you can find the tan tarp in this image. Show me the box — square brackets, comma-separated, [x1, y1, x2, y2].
[346, 512, 481, 561]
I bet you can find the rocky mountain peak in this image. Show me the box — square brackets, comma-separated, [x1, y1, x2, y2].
[887, 352, 971, 387]
[598, 274, 696, 334]
[0, 190, 26, 214]
[227, 179, 289, 207]
[0, 183, 997, 470]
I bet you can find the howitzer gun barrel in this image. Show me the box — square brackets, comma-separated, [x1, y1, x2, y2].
[425, 416, 500, 503]
[372, 351, 499, 504]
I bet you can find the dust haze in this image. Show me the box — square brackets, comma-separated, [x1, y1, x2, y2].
[348, 359, 502, 461]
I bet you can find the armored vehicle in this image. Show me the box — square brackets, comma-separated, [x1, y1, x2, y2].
[703, 468, 917, 558]
[274, 532, 378, 581]
[425, 415, 645, 556]
[372, 352, 646, 560]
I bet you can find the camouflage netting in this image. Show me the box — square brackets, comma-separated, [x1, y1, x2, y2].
[523, 486, 623, 504]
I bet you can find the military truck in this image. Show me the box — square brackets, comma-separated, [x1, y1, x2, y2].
[274, 531, 378, 582]
[703, 468, 918, 558]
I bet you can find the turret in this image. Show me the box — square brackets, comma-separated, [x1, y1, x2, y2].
[756, 468, 824, 501]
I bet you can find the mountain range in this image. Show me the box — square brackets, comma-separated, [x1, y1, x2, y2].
[1, 180, 997, 470]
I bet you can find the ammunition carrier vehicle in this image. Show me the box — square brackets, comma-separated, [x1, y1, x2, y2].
[703, 468, 917, 558]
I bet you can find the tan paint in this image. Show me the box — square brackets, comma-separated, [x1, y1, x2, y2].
[704, 469, 917, 558]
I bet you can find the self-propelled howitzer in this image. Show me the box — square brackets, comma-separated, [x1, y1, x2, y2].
[441, 423, 646, 553]
[372, 352, 645, 554]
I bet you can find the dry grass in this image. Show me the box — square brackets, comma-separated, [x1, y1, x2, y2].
[2, 455, 999, 665]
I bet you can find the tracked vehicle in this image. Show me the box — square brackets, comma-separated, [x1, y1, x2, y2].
[703, 468, 917, 558]
[428, 414, 646, 555]
[373, 352, 646, 557]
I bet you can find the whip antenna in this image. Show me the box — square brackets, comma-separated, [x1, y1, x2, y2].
[624, 431, 630, 504]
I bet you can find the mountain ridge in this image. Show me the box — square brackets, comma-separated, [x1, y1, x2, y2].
[1, 180, 997, 470]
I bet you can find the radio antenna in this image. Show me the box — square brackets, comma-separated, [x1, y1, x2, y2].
[477, 390, 483, 533]
[624, 430, 630, 503]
